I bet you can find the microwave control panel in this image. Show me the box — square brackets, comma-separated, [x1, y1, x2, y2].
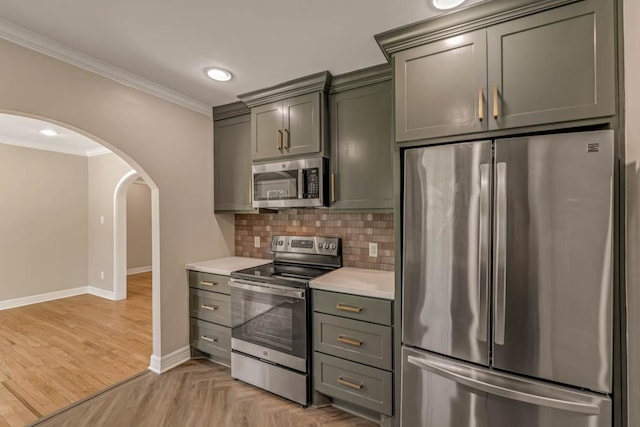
[305, 168, 319, 199]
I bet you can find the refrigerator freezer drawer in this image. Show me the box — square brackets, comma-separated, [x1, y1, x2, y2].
[401, 346, 611, 427]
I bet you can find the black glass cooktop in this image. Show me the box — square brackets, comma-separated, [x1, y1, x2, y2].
[231, 263, 335, 289]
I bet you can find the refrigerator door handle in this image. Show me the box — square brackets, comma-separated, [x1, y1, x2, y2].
[477, 164, 490, 342]
[406, 356, 600, 415]
[494, 162, 507, 345]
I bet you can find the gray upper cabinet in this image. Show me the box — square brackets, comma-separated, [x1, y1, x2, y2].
[213, 103, 254, 213]
[239, 72, 332, 162]
[487, 0, 615, 130]
[380, 0, 615, 142]
[330, 77, 393, 210]
[394, 30, 487, 142]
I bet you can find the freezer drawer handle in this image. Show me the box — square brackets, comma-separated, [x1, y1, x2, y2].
[199, 280, 217, 287]
[200, 304, 218, 311]
[407, 356, 600, 415]
[336, 304, 362, 313]
[201, 335, 218, 343]
[337, 335, 363, 347]
[337, 376, 363, 390]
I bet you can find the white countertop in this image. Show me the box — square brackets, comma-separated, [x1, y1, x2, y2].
[185, 256, 271, 276]
[310, 267, 395, 300]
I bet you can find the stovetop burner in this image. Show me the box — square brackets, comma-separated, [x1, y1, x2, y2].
[231, 235, 342, 288]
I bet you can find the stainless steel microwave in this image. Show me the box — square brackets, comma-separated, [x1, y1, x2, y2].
[252, 157, 328, 209]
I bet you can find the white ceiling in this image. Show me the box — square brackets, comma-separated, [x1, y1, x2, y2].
[0, 0, 487, 109]
[0, 113, 109, 157]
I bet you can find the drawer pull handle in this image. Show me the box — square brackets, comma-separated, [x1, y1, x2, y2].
[336, 303, 362, 313]
[201, 304, 218, 311]
[337, 336, 362, 347]
[200, 281, 217, 287]
[337, 377, 363, 390]
[201, 335, 218, 343]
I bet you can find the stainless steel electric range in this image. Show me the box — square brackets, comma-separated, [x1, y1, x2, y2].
[229, 235, 342, 406]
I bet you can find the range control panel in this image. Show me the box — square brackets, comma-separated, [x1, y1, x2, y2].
[271, 235, 340, 256]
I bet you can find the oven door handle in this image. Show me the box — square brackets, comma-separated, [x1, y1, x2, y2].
[229, 279, 306, 300]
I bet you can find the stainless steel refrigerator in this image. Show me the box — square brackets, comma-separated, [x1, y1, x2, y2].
[401, 130, 614, 427]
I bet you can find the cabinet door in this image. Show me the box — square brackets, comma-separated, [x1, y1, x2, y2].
[214, 114, 254, 212]
[487, 0, 615, 130]
[282, 93, 321, 156]
[394, 30, 487, 142]
[330, 82, 392, 209]
[252, 101, 284, 161]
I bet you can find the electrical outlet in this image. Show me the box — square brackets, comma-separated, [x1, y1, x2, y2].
[100, 271, 104, 279]
[369, 242, 378, 258]
[254, 236, 260, 248]
[100, 216, 105, 224]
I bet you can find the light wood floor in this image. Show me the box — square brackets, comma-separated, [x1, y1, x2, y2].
[0, 272, 152, 427]
[33, 359, 377, 427]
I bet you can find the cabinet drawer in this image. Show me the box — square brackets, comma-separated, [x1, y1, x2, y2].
[314, 352, 392, 416]
[313, 313, 392, 370]
[189, 289, 231, 326]
[190, 318, 231, 364]
[313, 290, 392, 325]
[188, 270, 230, 295]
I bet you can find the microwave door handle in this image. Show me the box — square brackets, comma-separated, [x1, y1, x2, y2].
[298, 169, 304, 199]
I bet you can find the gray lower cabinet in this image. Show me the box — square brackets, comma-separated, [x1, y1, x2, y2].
[252, 93, 323, 161]
[188, 271, 231, 366]
[330, 81, 393, 209]
[213, 103, 255, 212]
[313, 289, 394, 418]
[393, 0, 615, 142]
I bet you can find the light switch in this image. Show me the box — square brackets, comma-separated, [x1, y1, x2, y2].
[254, 236, 260, 248]
[369, 242, 378, 258]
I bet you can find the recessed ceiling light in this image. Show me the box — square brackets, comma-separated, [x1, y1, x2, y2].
[432, 0, 467, 10]
[40, 129, 59, 137]
[205, 67, 233, 82]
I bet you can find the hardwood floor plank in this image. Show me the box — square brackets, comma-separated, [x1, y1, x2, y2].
[0, 383, 38, 426]
[0, 273, 152, 426]
[34, 360, 376, 427]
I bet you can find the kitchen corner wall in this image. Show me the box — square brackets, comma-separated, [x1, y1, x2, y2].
[235, 210, 394, 271]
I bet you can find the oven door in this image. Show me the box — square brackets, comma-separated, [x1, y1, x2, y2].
[230, 279, 308, 372]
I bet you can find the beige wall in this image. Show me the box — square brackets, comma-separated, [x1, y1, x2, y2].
[0, 144, 88, 300]
[0, 37, 236, 357]
[127, 182, 152, 270]
[624, 0, 640, 425]
[88, 153, 134, 291]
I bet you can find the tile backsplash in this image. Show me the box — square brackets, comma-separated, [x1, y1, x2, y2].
[235, 210, 394, 271]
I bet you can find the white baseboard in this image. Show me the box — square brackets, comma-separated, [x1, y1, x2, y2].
[127, 266, 152, 275]
[0, 285, 118, 311]
[87, 286, 116, 301]
[149, 346, 191, 374]
[0, 286, 88, 311]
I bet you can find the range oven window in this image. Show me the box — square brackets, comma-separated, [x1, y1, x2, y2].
[231, 285, 307, 359]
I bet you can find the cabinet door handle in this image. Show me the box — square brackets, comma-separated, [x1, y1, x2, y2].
[201, 304, 218, 311]
[337, 377, 363, 390]
[331, 173, 336, 203]
[199, 281, 217, 287]
[336, 303, 362, 313]
[337, 335, 363, 347]
[492, 85, 500, 119]
[283, 128, 289, 150]
[201, 335, 218, 343]
[478, 88, 484, 121]
[276, 130, 283, 150]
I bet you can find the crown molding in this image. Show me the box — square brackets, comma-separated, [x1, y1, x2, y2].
[330, 63, 391, 94]
[212, 101, 250, 121]
[0, 18, 212, 117]
[238, 71, 332, 108]
[86, 146, 112, 157]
